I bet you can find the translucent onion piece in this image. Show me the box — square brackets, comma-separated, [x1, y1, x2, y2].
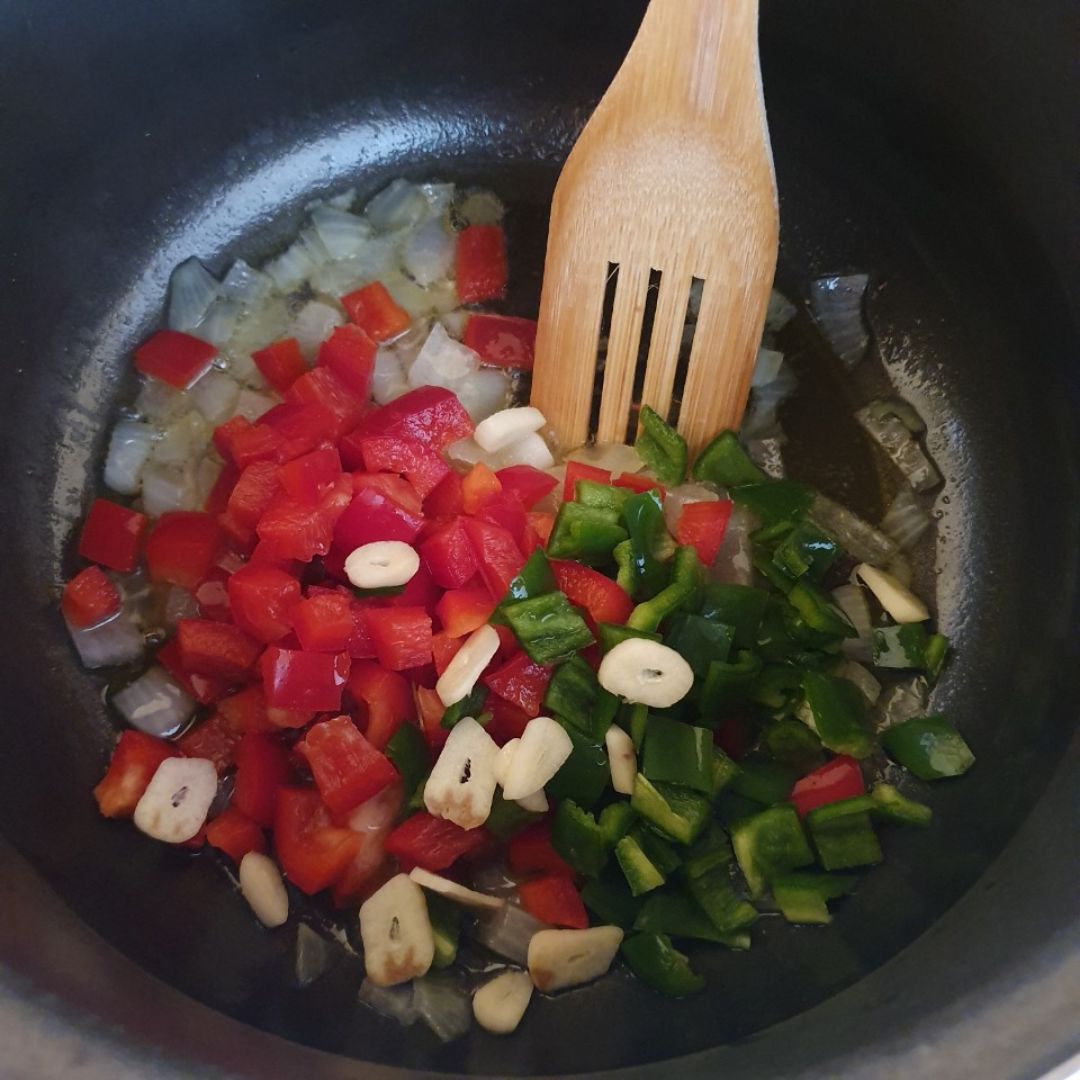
[420, 183, 455, 217]
[196, 457, 222, 509]
[855, 404, 941, 493]
[371, 347, 409, 405]
[134, 378, 189, 425]
[566, 442, 644, 475]
[810, 493, 898, 566]
[751, 346, 785, 388]
[219, 259, 274, 308]
[152, 412, 211, 468]
[473, 903, 548, 965]
[880, 488, 932, 551]
[291, 300, 343, 360]
[365, 178, 431, 232]
[163, 586, 200, 629]
[408, 323, 480, 391]
[68, 610, 145, 669]
[412, 976, 472, 1042]
[308, 237, 401, 298]
[195, 298, 242, 347]
[295, 923, 337, 988]
[104, 420, 157, 496]
[232, 388, 278, 422]
[358, 978, 418, 1026]
[112, 665, 195, 737]
[874, 676, 929, 732]
[141, 462, 199, 517]
[832, 583, 874, 663]
[469, 863, 521, 899]
[809, 273, 870, 368]
[264, 242, 319, 292]
[455, 189, 504, 228]
[310, 204, 372, 260]
[402, 219, 454, 287]
[167, 257, 219, 332]
[742, 363, 798, 440]
[745, 438, 786, 480]
[764, 289, 797, 333]
[835, 659, 882, 705]
[188, 370, 240, 426]
[439, 309, 470, 340]
[324, 187, 357, 211]
[456, 369, 512, 424]
[495, 431, 555, 470]
[710, 504, 756, 585]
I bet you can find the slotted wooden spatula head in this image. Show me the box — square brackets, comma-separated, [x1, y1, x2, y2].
[531, 0, 778, 457]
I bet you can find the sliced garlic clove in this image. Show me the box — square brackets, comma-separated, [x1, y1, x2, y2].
[409, 867, 504, 911]
[500, 716, 573, 801]
[473, 970, 534, 1034]
[359, 873, 435, 987]
[492, 738, 520, 788]
[527, 926, 624, 993]
[496, 431, 555, 469]
[436, 624, 500, 707]
[597, 638, 695, 708]
[133, 757, 217, 844]
[344, 540, 420, 590]
[604, 724, 637, 795]
[855, 563, 930, 623]
[473, 406, 546, 453]
[239, 852, 289, 928]
[423, 716, 500, 830]
[516, 788, 549, 813]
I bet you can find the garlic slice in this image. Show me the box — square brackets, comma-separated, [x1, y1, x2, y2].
[474, 406, 546, 453]
[359, 873, 435, 987]
[500, 716, 573, 801]
[473, 970, 534, 1034]
[423, 717, 500, 830]
[527, 926, 624, 993]
[133, 757, 217, 844]
[604, 725, 638, 795]
[597, 638, 694, 708]
[436, 624, 500, 707]
[344, 540, 420, 590]
[855, 563, 930, 623]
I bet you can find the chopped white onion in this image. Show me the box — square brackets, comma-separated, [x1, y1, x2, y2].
[711, 504, 756, 585]
[167, 257, 219, 332]
[310, 204, 372, 259]
[855, 403, 941, 493]
[196, 457, 222, 509]
[359, 978, 418, 1025]
[412, 976, 472, 1042]
[104, 420, 157, 496]
[809, 493, 898, 566]
[403, 219, 454, 287]
[219, 259, 274, 308]
[880, 488, 932, 551]
[473, 904, 549, 965]
[163, 586, 200, 629]
[151, 412, 211, 468]
[455, 189, 504, 227]
[566, 442, 644, 475]
[295, 227, 333, 269]
[408, 323, 479, 390]
[743, 363, 798, 440]
[68, 609, 145, 669]
[751, 346, 785, 388]
[371, 347, 409, 404]
[378, 273, 436, 320]
[494, 431, 554, 469]
[832, 582, 874, 662]
[835, 659, 882, 704]
[745, 437, 786, 479]
[874, 676, 929, 731]
[325, 187, 357, 211]
[195, 298, 242, 347]
[112, 665, 195, 737]
[296, 923, 337, 987]
[290, 300, 343, 360]
[457, 369, 513, 424]
[365, 178, 431, 232]
[134, 378, 189, 425]
[445, 437, 489, 468]
[141, 462, 199, 517]
[264, 242, 319, 292]
[188, 370, 240, 426]
[232, 388, 278, 422]
[469, 863, 520, 899]
[809, 273, 870, 368]
[439, 309, 470, 339]
[764, 289, 797, 333]
[420, 182, 455, 216]
[309, 236, 401, 297]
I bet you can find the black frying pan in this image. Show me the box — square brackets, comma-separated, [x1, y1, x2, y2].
[0, 0, 1077, 1076]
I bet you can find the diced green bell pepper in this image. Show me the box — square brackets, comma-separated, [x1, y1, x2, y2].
[642, 715, 714, 795]
[619, 701, 650, 752]
[730, 757, 799, 806]
[627, 545, 703, 632]
[597, 622, 661, 653]
[762, 718, 824, 769]
[750, 664, 807, 711]
[621, 932, 705, 996]
[599, 801, 636, 847]
[547, 501, 628, 563]
[632, 824, 682, 876]
[801, 671, 873, 758]
[874, 623, 951, 678]
[544, 719, 610, 808]
[730, 804, 815, 897]
[440, 684, 488, 730]
[753, 547, 800, 593]
[621, 489, 669, 599]
[615, 834, 666, 896]
[682, 822, 733, 879]
[771, 522, 839, 583]
[697, 650, 763, 717]
[550, 799, 609, 877]
[613, 539, 636, 594]
[881, 716, 974, 780]
[384, 723, 430, 810]
[635, 405, 688, 488]
[502, 590, 595, 665]
[684, 866, 759, 934]
[484, 791, 542, 841]
[634, 889, 748, 946]
[575, 479, 630, 514]
[692, 430, 766, 487]
[664, 613, 734, 678]
[580, 869, 641, 929]
[869, 782, 933, 826]
[711, 748, 741, 797]
[544, 654, 617, 742]
[731, 478, 814, 525]
[501, 547, 556, 606]
[697, 582, 769, 649]
[771, 871, 858, 925]
[788, 580, 857, 638]
[806, 795, 883, 870]
[631, 774, 711, 844]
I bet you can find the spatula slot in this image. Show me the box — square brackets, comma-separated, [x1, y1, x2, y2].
[665, 275, 704, 430]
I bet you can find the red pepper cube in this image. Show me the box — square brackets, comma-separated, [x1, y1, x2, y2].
[475, 495, 527, 549]
[261, 646, 350, 712]
[423, 470, 464, 518]
[461, 462, 503, 515]
[675, 499, 734, 568]
[277, 447, 342, 504]
[260, 402, 337, 463]
[385, 811, 490, 872]
[527, 511, 555, 546]
[346, 385, 473, 452]
[419, 519, 478, 590]
[226, 564, 301, 643]
[232, 733, 292, 827]
[364, 607, 433, 672]
[176, 712, 241, 775]
[612, 472, 665, 497]
[229, 419, 286, 469]
[318, 324, 377, 397]
[518, 874, 589, 930]
[256, 475, 352, 562]
[496, 465, 557, 510]
[353, 435, 451, 499]
[93, 730, 177, 819]
[507, 820, 575, 877]
[563, 460, 612, 504]
[346, 598, 379, 659]
[175, 619, 261, 682]
[274, 787, 363, 895]
[205, 806, 266, 864]
[216, 684, 276, 734]
[551, 559, 633, 628]
[134, 329, 217, 389]
[226, 460, 281, 530]
[333, 486, 425, 552]
[77, 498, 147, 573]
[203, 462, 239, 516]
[461, 517, 526, 599]
[252, 337, 308, 393]
[789, 756, 866, 818]
[156, 638, 231, 706]
[455, 224, 507, 304]
[346, 660, 416, 750]
[61, 565, 121, 629]
[434, 586, 497, 638]
[284, 370, 367, 440]
[381, 560, 441, 617]
[482, 651, 553, 718]
[485, 695, 532, 745]
[298, 714, 400, 816]
[430, 631, 464, 676]
[341, 281, 411, 343]
[462, 313, 536, 369]
[144, 511, 222, 588]
[292, 592, 354, 653]
[350, 471, 424, 514]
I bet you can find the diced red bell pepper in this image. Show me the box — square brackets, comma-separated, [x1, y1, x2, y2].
[298, 715, 400, 816]
[331, 846, 395, 908]
[225, 460, 280, 530]
[333, 486, 425, 551]
[284, 368, 367, 440]
[675, 499, 734, 568]
[292, 592, 353, 653]
[256, 475, 352, 562]
[260, 402, 340, 463]
[232, 733, 291, 827]
[346, 598, 378, 659]
[217, 684, 275, 734]
[203, 461, 239, 516]
[551, 560, 633, 628]
[461, 463, 503, 515]
[261, 647, 350, 712]
[346, 385, 473, 452]
[213, 415, 253, 464]
[612, 472, 665, 497]
[482, 652, 553, 718]
[175, 619, 261, 682]
[419, 518, 478, 589]
[518, 874, 588, 929]
[423, 470, 464, 518]
[462, 313, 536, 369]
[134, 330, 216, 389]
[528, 511, 555, 546]
[277, 447, 342, 504]
[496, 465, 557, 510]
[274, 787, 362, 895]
[227, 418, 287, 469]
[484, 695, 532, 744]
[434, 586, 497, 638]
[462, 517, 526, 599]
[93, 731, 176, 819]
[346, 660, 415, 750]
[318, 324, 377, 396]
[381, 561, 441, 616]
[476, 495, 527, 549]
[193, 570, 232, 621]
[62, 566, 121, 629]
[364, 607, 433, 672]
[384, 812, 489, 872]
[563, 461, 611, 504]
[455, 224, 507, 304]
[789, 755, 866, 818]
[507, 821, 574, 877]
[227, 564, 301, 643]
[430, 631, 464, 676]
[77, 499, 148, 573]
[144, 512, 222, 588]
[353, 436, 451, 499]
[414, 685, 447, 748]
[156, 638, 230, 706]
[341, 281, 411, 342]
[205, 806, 266, 864]
[252, 337, 308, 393]
[177, 712, 241, 775]
[351, 471, 424, 515]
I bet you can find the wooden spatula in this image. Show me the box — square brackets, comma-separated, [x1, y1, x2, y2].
[530, 0, 778, 457]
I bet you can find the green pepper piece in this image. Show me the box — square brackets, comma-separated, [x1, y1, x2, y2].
[750, 664, 807, 711]
[544, 654, 618, 742]
[581, 869, 642, 929]
[384, 723, 430, 809]
[731, 478, 814, 525]
[635, 889, 748, 945]
[869, 782, 933, 826]
[697, 650, 763, 717]
[503, 547, 556, 605]
[753, 547, 799, 593]
[788, 579, 857, 638]
[545, 719, 610, 808]
[599, 801, 636, 847]
[502, 590, 595, 665]
[484, 791, 542, 841]
[801, 671, 873, 758]
[873, 622, 930, 669]
[626, 545, 703, 632]
[597, 622, 662, 653]
[730, 804, 815, 897]
[615, 834, 666, 896]
[771, 522, 839, 583]
[620, 489, 669, 599]
[771, 871, 858, 925]
[664, 613, 734, 678]
[641, 715, 714, 795]
[621, 932, 705, 996]
[924, 633, 950, 679]
[881, 716, 974, 780]
[697, 582, 769, 649]
[762, 718, 824, 769]
[623, 702, 649, 752]
[630, 774, 710, 844]
[425, 893, 462, 969]
[632, 823, 683, 875]
[711, 748, 740, 798]
[440, 684, 489, 730]
[692, 430, 766, 487]
[635, 405, 688, 487]
[547, 501, 628, 563]
[550, 799, 609, 877]
[682, 821, 732, 879]
[612, 540, 636, 594]
[730, 757, 799, 806]
[684, 867, 759, 934]
[575, 479, 631, 513]
[806, 796, 883, 870]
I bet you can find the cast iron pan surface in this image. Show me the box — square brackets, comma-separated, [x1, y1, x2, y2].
[0, 0, 1077, 1076]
